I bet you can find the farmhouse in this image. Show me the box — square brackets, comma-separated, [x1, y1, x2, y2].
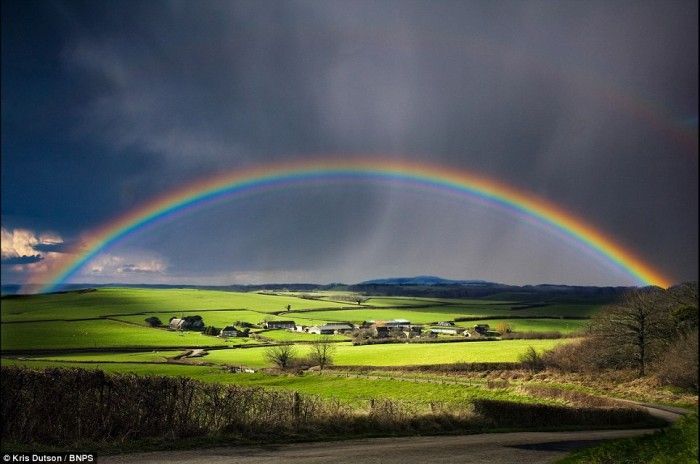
[437, 321, 455, 326]
[294, 324, 308, 332]
[219, 326, 248, 337]
[263, 320, 296, 329]
[368, 321, 390, 337]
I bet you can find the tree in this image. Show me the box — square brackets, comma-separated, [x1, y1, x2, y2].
[309, 336, 336, 370]
[495, 322, 512, 334]
[144, 317, 162, 327]
[203, 326, 220, 336]
[354, 296, 368, 305]
[590, 287, 671, 376]
[519, 346, 544, 371]
[264, 344, 296, 369]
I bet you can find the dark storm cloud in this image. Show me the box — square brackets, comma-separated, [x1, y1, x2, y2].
[1, 255, 43, 265]
[31, 242, 73, 253]
[1, 0, 697, 285]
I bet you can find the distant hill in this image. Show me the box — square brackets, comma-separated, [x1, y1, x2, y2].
[2, 277, 634, 303]
[359, 276, 494, 286]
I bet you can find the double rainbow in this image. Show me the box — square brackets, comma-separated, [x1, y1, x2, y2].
[25, 158, 672, 292]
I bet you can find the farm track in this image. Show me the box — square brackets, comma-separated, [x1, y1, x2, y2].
[99, 428, 667, 464]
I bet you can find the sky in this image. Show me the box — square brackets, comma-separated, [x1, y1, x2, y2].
[1, 0, 698, 287]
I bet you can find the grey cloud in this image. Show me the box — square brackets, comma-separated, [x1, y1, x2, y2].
[1, 255, 43, 265]
[117, 264, 161, 274]
[32, 242, 73, 253]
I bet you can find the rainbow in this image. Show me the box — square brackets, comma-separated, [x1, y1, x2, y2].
[25, 158, 672, 292]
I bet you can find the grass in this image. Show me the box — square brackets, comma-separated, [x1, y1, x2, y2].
[0, 287, 352, 322]
[254, 329, 349, 342]
[0, 358, 551, 407]
[471, 318, 588, 333]
[0, 319, 234, 350]
[202, 338, 572, 367]
[111, 310, 326, 327]
[25, 350, 186, 363]
[557, 414, 698, 463]
[293, 306, 598, 325]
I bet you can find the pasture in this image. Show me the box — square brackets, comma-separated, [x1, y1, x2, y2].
[0, 358, 549, 407]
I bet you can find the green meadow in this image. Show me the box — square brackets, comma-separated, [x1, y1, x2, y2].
[0, 287, 352, 322]
[1, 287, 592, 367]
[202, 338, 570, 367]
[0, 358, 551, 407]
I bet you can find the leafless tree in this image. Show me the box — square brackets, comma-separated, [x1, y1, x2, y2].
[590, 287, 672, 376]
[309, 336, 336, 370]
[264, 344, 296, 369]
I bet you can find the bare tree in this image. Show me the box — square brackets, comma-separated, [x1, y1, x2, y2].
[264, 344, 296, 369]
[590, 287, 671, 376]
[309, 336, 336, 370]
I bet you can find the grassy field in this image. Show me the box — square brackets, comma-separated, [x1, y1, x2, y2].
[254, 329, 349, 342]
[0, 288, 353, 322]
[199, 338, 571, 367]
[110, 310, 326, 328]
[0, 288, 597, 354]
[470, 318, 588, 333]
[0, 319, 234, 350]
[0, 358, 551, 407]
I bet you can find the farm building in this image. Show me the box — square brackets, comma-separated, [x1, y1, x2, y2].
[429, 326, 465, 336]
[294, 324, 308, 332]
[219, 326, 248, 337]
[263, 320, 296, 329]
[385, 319, 411, 330]
[169, 316, 205, 331]
[307, 325, 336, 335]
[437, 321, 455, 326]
[474, 324, 491, 335]
[323, 322, 355, 333]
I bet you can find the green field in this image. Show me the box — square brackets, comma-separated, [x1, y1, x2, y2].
[254, 329, 348, 342]
[0, 288, 597, 354]
[0, 319, 234, 350]
[111, 309, 326, 328]
[199, 338, 570, 367]
[0, 287, 353, 322]
[470, 318, 588, 333]
[0, 358, 553, 407]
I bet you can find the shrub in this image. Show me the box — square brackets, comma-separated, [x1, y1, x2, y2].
[653, 330, 699, 391]
[519, 346, 545, 372]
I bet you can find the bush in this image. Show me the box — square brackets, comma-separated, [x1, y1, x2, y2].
[653, 330, 699, 391]
[519, 346, 545, 372]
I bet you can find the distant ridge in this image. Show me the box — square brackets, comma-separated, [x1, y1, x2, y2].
[358, 276, 494, 286]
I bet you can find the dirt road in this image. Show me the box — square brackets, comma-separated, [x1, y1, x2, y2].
[101, 401, 686, 464]
[101, 428, 659, 464]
